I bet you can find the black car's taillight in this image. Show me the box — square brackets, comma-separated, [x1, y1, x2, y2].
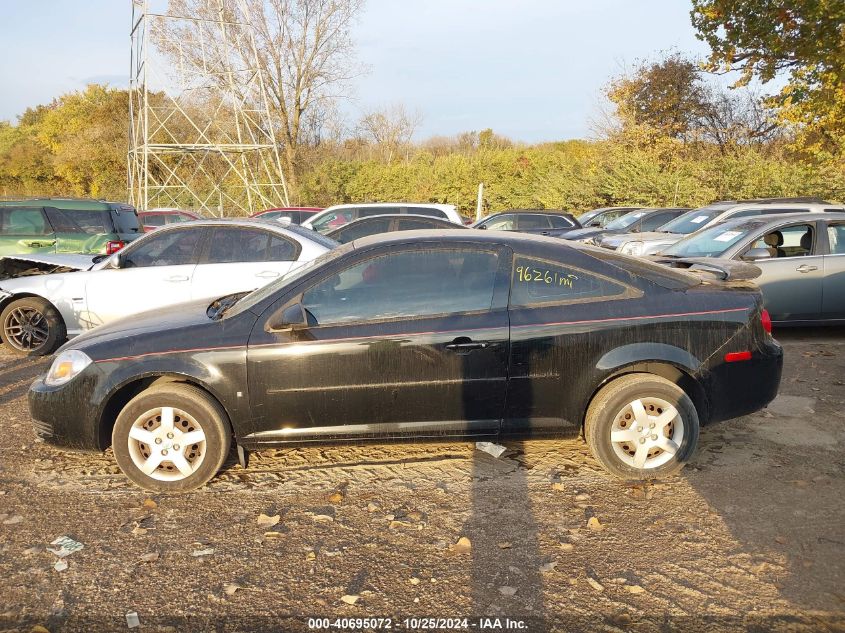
[761, 309, 772, 335]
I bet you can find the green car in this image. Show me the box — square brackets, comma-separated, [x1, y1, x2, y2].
[0, 198, 142, 256]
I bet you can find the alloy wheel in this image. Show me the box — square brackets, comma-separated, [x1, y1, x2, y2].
[3, 307, 49, 352]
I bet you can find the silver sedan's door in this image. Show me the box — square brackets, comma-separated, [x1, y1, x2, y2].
[822, 222, 845, 320]
[744, 222, 823, 322]
[189, 226, 297, 301]
[82, 227, 206, 330]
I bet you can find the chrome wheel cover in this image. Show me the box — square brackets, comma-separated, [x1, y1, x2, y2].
[127, 406, 207, 482]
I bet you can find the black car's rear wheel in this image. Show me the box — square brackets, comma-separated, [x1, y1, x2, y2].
[585, 374, 699, 480]
[112, 383, 231, 493]
[0, 296, 65, 356]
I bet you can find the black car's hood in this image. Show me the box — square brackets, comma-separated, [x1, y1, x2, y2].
[60, 298, 217, 353]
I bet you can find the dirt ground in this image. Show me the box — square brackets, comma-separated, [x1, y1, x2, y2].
[0, 329, 844, 633]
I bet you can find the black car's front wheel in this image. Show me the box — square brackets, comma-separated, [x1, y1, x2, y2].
[585, 374, 699, 480]
[112, 383, 231, 492]
[0, 296, 66, 356]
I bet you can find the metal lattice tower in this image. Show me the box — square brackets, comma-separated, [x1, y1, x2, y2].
[128, 0, 289, 215]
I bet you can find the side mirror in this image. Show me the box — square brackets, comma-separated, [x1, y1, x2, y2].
[269, 302, 307, 331]
[109, 253, 124, 269]
[476, 224, 487, 230]
[742, 248, 772, 261]
[587, 220, 602, 227]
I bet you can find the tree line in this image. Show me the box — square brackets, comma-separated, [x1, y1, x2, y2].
[0, 0, 841, 213]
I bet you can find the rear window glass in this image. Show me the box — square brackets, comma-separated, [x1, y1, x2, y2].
[109, 205, 141, 233]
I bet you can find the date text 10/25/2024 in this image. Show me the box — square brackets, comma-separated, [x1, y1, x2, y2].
[307, 617, 531, 630]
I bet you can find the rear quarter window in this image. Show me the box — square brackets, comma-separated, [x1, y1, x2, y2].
[510, 256, 633, 307]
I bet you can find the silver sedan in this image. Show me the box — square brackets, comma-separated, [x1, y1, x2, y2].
[0, 219, 336, 355]
[655, 212, 845, 324]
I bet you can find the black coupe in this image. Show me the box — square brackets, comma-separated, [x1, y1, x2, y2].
[29, 231, 783, 492]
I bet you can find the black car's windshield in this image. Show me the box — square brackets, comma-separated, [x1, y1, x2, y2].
[661, 220, 766, 258]
[223, 247, 348, 318]
[605, 210, 648, 231]
[657, 205, 729, 235]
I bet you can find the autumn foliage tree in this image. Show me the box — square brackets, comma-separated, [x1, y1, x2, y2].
[692, 0, 845, 159]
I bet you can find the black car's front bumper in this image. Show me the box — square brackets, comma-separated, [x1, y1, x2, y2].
[29, 369, 104, 451]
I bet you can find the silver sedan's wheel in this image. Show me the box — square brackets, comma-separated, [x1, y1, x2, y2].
[584, 374, 699, 480]
[127, 406, 208, 482]
[0, 296, 66, 356]
[112, 383, 231, 492]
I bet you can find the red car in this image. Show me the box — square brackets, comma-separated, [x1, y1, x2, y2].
[137, 209, 204, 232]
[250, 207, 323, 225]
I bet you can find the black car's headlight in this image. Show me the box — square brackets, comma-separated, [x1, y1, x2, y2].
[45, 350, 93, 387]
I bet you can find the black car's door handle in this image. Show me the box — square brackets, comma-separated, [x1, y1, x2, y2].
[445, 337, 489, 351]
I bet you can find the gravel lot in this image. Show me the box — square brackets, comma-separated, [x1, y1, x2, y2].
[0, 329, 844, 632]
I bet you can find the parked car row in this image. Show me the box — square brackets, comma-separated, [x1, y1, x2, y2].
[5, 193, 838, 493]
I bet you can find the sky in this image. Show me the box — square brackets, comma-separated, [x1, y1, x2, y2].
[0, 0, 716, 142]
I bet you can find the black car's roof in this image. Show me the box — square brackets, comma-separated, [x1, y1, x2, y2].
[350, 228, 570, 250]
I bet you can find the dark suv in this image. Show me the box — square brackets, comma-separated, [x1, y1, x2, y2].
[0, 198, 142, 256]
[473, 210, 582, 237]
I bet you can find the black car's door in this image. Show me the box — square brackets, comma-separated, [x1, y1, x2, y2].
[516, 214, 554, 236]
[503, 254, 638, 433]
[246, 243, 512, 441]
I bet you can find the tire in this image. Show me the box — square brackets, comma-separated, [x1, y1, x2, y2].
[112, 383, 232, 493]
[584, 374, 699, 480]
[0, 296, 66, 356]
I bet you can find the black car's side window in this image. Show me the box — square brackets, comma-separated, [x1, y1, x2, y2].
[407, 207, 446, 218]
[301, 248, 500, 326]
[483, 214, 516, 230]
[335, 218, 392, 244]
[122, 229, 203, 268]
[548, 215, 574, 229]
[518, 215, 552, 230]
[398, 218, 437, 231]
[510, 256, 628, 307]
[641, 212, 675, 231]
